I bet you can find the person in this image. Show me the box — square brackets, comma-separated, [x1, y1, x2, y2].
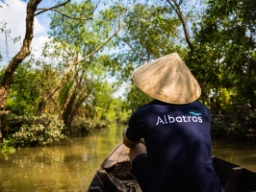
[122, 53, 224, 192]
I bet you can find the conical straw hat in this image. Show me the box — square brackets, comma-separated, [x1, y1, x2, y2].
[132, 52, 201, 104]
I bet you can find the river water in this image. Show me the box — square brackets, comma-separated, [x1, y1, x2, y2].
[0, 123, 256, 192]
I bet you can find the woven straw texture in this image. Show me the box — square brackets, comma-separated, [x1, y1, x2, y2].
[132, 53, 201, 104]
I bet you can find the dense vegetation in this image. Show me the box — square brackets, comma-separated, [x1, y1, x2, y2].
[0, 0, 255, 150]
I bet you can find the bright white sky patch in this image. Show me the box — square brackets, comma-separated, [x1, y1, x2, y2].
[0, 0, 50, 66]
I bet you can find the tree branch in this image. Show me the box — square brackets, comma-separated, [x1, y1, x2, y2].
[166, 0, 194, 52]
[36, 0, 136, 114]
[35, 0, 71, 16]
[51, 9, 93, 21]
[37, 24, 124, 115]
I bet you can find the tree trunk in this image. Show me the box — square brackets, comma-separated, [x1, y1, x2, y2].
[36, 25, 122, 115]
[0, 0, 42, 139]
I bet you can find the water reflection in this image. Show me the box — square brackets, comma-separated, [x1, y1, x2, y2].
[0, 123, 125, 192]
[0, 124, 256, 192]
[212, 140, 256, 172]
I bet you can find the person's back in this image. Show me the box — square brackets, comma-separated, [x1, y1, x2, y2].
[122, 53, 223, 192]
[127, 99, 222, 191]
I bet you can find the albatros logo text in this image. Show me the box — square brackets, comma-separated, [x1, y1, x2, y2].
[156, 112, 202, 125]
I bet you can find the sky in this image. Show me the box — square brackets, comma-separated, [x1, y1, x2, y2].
[0, 0, 116, 66]
[0, 0, 126, 98]
[0, 0, 54, 66]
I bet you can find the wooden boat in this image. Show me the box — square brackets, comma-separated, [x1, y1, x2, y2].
[88, 143, 256, 192]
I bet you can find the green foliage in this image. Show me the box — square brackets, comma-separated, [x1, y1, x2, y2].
[69, 117, 108, 136]
[192, 0, 256, 112]
[81, 80, 115, 119]
[114, 3, 185, 109]
[117, 3, 182, 77]
[126, 85, 153, 112]
[184, 0, 256, 139]
[48, 0, 119, 58]
[6, 60, 42, 115]
[58, 56, 117, 129]
[123, 3, 181, 55]
[43, 1, 126, 131]
[105, 97, 131, 123]
[211, 108, 256, 140]
[12, 115, 66, 147]
[1, 0, 255, 141]
[0, 138, 16, 155]
[58, 81, 74, 107]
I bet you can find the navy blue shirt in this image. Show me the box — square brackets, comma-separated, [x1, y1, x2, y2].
[126, 100, 223, 192]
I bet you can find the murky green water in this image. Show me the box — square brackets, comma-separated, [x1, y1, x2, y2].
[0, 124, 124, 192]
[212, 139, 256, 172]
[0, 123, 256, 192]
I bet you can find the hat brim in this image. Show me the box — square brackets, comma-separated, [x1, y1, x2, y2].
[132, 53, 201, 104]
